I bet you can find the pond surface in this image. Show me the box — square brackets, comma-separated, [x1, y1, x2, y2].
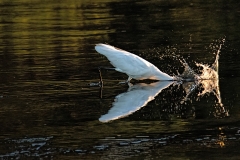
[0, 0, 240, 159]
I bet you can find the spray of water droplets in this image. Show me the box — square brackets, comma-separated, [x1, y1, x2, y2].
[147, 38, 228, 118]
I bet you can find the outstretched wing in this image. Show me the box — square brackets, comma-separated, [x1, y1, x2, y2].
[95, 44, 153, 77]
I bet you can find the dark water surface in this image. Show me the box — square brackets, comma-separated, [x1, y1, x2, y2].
[0, 0, 240, 159]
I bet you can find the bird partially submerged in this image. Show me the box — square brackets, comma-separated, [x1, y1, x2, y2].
[95, 43, 174, 82]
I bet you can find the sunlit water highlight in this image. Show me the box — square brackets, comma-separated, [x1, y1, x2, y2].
[1, 126, 240, 159]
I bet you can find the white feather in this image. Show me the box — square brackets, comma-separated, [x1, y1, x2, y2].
[95, 44, 173, 81]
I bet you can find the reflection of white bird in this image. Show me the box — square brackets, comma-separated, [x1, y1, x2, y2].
[95, 44, 174, 82]
[99, 81, 173, 122]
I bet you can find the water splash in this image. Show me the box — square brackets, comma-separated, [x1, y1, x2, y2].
[178, 59, 200, 81]
[176, 38, 228, 118]
[171, 39, 223, 79]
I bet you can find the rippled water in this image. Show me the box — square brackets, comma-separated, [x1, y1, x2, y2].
[0, 0, 240, 159]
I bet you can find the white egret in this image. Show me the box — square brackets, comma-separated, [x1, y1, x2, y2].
[95, 44, 174, 82]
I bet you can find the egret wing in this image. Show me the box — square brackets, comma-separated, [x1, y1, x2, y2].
[95, 44, 156, 79]
[107, 51, 152, 76]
